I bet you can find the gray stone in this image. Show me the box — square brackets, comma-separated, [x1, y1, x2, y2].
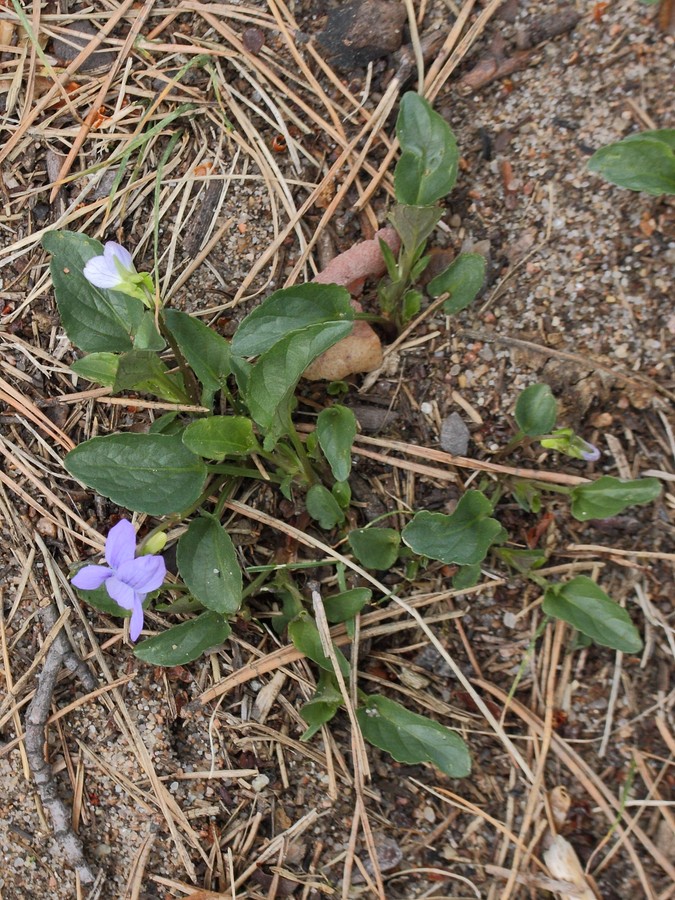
[440, 412, 470, 455]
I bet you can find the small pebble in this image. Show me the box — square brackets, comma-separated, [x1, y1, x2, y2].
[440, 412, 470, 455]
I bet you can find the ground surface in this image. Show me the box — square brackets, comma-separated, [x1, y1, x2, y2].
[0, 1, 674, 898]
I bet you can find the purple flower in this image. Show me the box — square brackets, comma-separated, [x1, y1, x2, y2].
[579, 441, 601, 462]
[83, 241, 136, 289]
[71, 520, 165, 641]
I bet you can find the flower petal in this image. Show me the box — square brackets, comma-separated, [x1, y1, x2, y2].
[105, 576, 139, 611]
[116, 555, 166, 593]
[580, 442, 601, 462]
[105, 519, 137, 569]
[103, 241, 134, 273]
[129, 603, 144, 642]
[71, 564, 112, 591]
[83, 255, 122, 288]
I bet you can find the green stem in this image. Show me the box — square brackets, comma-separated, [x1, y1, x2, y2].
[155, 307, 202, 406]
[286, 422, 318, 485]
[208, 463, 283, 482]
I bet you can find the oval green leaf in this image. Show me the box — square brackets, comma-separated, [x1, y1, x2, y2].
[246, 321, 354, 448]
[71, 352, 120, 387]
[288, 612, 349, 677]
[356, 694, 471, 778]
[570, 476, 661, 521]
[428, 252, 487, 314]
[134, 611, 232, 666]
[514, 383, 558, 436]
[306, 484, 346, 530]
[183, 416, 260, 460]
[64, 433, 207, 515]
[231, 283, 353, 358]
[347, 527, 401, 570]
[543, 577, 643, 653]
[163, 308, 232, 399]
[394, 92, 459, 206]
[176, 516, 242, 614]
[588, 130, 675, 195]
[316, 405, 357, 483]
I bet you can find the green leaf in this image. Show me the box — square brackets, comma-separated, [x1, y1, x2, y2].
[64, 433, 207, 515]
[511, 480, 542, 514]
[246, 321, 354, 449]
[316, 405, 357, 483]
[402, 289, 422, 322]
[332, 480, 351, 510]
[43, 231, 145, 352]
[323, 588, 371, 624]
[388, 204, 443, 253]
[394, 92, 459, 206]
[402, 491, 502, 565]
[182, 416, 260, 460]
[348, 527, 401, 570]
[176, 515, 242, 614]
[163, 309, 232, 402]
[543, 577, 643, 653]
[71, 352, 119, 387]
[428, 253, 487, 314]
[288, 612, 349, 677]
[113, 350, 190, 403]
[378, 237, 400, 281]
[357, 694, 471, 778]
[133, 311, 165, 351]
[570, 476, 661, 521]
[148, 411, 181, 434]
[588, 130, 675, 195]
[231, 283, 353, 358]
[300, 672, 343, 741]
[73, 583, 130, 617]
[452, 563, 481, 589]
[496, 547, 547, 573]
[306, 484, 346, 530]
[134, 611, 232, 666]
[514, 383, 558, 436]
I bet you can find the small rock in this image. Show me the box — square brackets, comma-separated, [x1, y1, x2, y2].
[440, 412, 470, 455]
[51, 20, 117, 73]
[242, 27, 265, 55]
[316, 0, 406, 69]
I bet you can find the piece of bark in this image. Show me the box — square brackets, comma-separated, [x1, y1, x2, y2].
[316, 1, 406, 69]
[25, 640, 96, 884]
[460, 9, 581, 93]
[302, 228, 400, 381]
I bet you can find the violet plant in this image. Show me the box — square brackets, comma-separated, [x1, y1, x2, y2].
[47, 92, 662, 779]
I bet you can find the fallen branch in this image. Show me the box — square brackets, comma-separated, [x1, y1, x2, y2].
[24, 606, 96, 885]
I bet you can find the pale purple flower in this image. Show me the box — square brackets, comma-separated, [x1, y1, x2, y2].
[83, 241, 136, 289]
[71, 519, 165, 641]
[579, 441, 601, 462]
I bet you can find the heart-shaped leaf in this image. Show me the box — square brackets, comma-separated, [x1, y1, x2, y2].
[402, 491, 502, 565]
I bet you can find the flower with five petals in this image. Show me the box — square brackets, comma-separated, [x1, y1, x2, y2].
[71, 519, 166, 641]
